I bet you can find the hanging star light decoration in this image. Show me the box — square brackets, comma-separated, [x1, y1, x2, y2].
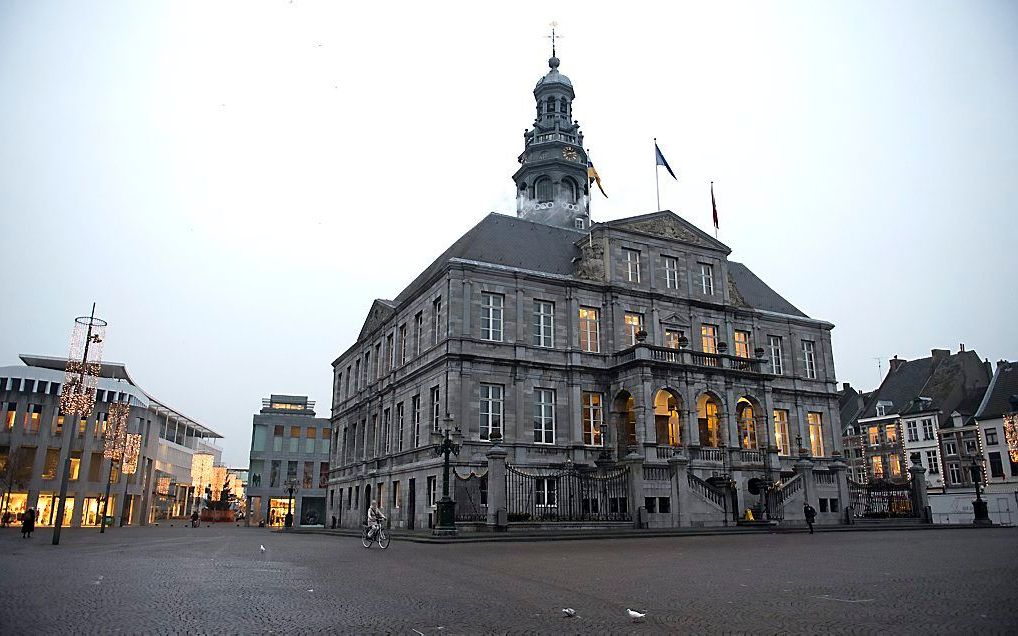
[122, 433, 142, 475]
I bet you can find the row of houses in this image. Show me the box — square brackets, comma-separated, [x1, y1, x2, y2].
[839, 348, 1017, 524]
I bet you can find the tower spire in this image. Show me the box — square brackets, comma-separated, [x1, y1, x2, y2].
[547, 21, 559, 60]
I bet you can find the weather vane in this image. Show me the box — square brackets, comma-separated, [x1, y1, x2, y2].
[547, 21, 561, 57]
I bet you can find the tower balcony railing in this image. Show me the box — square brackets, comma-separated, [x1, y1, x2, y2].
[611, 344, 767, 374]
[527, 132, 579, 146]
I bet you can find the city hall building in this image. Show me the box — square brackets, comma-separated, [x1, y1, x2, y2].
[327, 52, 847, 530]
[0, 355, 222, 528]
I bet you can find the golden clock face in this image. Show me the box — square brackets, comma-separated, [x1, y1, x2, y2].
[563, 147, 579, 161]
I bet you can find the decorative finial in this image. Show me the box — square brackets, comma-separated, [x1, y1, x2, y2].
[547, 21, 561, 68]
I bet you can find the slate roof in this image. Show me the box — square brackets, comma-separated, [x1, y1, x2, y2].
[389, 212, 810, 321]
[860, 350, 990, 423]
[838, 385, 872, 432]
[975, 361, 1018, 420]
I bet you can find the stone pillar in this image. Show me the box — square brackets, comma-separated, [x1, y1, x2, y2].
[794, 456, 816, 521]
[623, 452, 645, 528]
[485, 444, 508, 528]
[829, 455, 850, 524]
[668, 454, 690, 527]
[909, 464, 931, 523]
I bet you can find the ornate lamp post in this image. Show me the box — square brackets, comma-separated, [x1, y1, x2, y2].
[282, 478, 300, 529]
[53, 304, 107, 545]
[969, 456, 992, 526]
[431, 416, 462, 536]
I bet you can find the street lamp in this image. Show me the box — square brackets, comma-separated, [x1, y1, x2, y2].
[431, 416, 462, 536]
[282, 479, 300, 529]
[969, 456, 992, 526]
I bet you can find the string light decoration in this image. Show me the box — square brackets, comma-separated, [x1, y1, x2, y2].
[122, 433, 142, 475]
[59, 306, 108, 417]
[1002, 410, 1018, 463]
[190, 453, 214, 488]
[210, 465, 228, 496]
[103, 402, 131, 461]
[156, 476, 172, 495]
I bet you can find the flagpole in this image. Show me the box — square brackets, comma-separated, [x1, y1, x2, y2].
[654, 138, 660, 211]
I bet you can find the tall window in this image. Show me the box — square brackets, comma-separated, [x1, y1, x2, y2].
[802, 340, 817, 379]
[922, 418, 935, 440]
[701, 324, 718, 354]
[414, 312, 424, 357]
[734, 330, 751, 359]
[535, 477, 557, 507]
[889, 454, 901, 477]
[363, 352, 370, 386]
[396, 402, 405, 453]
[582, 392, 603, 446]
[948, 463, 961, 484]
[374, 343, 381, 378]
[382, 408, 391, 454]
[533, 301, 554, 348]
[305, 427, 315, 453]
[906, 420, 918, 442]
[868, 426, 880, 445]
[663, 256, 679, 289]
[412, 395, 421, 447]
[699, 263, 714, 295]
[386, 333, 395, 371]
[399, 324, 408, 365]
[578, 307, 600, 353]
[624, 313, 643, 346]
[432, 297, 443, 345]
[925, 450, 939, 474]
[737, 400, 757, 449]
[535, 177, 552, 202]
[24, 405, 41, 434]
[807, 411, 825, 457]
[430, 386, 441, 431]
[872, 455, 884, 478]
[885, 424, 898, 443]
[534, 389, 556, 444]
[290, 426, 300, 452]
[664, 329, 683, 349]
[623, 249, 641, 283]
[479, 384, 503, 441]
[768, 336, 783, 374]
[427, 476, 437, 507]
[773, 409, 791, 455]
[481, 292, 504, 342]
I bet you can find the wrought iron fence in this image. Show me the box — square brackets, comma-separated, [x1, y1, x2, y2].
[849, 479, 916, 518]
[505, 463, 631, 522]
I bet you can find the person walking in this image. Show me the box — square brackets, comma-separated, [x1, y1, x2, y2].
[21, 507, 35, 539]
[803, 502, 817, 535]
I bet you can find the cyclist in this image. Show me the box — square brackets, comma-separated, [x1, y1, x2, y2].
[367, 501, 386, 540]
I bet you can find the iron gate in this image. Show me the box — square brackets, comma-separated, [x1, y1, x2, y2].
[850, 479, 917, 518]
[505, 463, 631, 522]
[454, 473, 487, 522]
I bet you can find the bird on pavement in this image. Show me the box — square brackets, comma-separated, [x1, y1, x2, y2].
[627, 609, 646, 622]
[562, 608, 576, 617]
[260, 545, 266, 553]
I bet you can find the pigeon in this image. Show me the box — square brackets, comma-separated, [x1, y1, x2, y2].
[259, 545, 266, 553]
[627, 609, 646, 622]
[562, 608, 576, 617]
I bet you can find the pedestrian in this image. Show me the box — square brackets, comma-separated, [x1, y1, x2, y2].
[191, 510, 200, 528]
[803, 502, 817, 535]
[1, 510, 9, 527]
[21, 507, 36, 539]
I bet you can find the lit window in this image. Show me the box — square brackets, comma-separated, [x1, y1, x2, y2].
[701, 324, 718, 354]
[623, 249, 641, 283]
[579, 307, 600, 353]
[872, 455, 884, 478]
[582, 392, 603, 446]
[885, 424, 898, 443]
[68, 455, 81, 480]
[481, 293, 504, 342]
[534, 389, 556, 444]
[802, 341, 817, 379]
[773, 409, 790, 455]
[479, 384, 503, 441]
[869, 426, 880, 445]
[663, 256, 679, 289]
[699, 263, 714, 295]
[664, 329, 683, 350]
[533, 301, 555, 348]
[768, 336, 783, 375]
[889, 454, 901, 477]
[807, 411, 825, 457]
[624, 313, 643, 346]
[737, 399, 757, 449]
[734, 330, 751, 359]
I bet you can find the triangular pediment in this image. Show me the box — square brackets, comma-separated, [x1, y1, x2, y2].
[605, 211, 730, 253]
[659, 312, 691, 328]
[358, 299, 397, 341]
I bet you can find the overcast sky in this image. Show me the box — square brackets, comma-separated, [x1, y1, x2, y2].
[1, 1, 1015, 466]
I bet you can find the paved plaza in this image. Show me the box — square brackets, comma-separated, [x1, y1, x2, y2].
[0, 525, 1016, 634]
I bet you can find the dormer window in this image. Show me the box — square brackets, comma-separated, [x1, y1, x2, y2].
[876, 404, 886, 417]
[574, 218, 585, 229]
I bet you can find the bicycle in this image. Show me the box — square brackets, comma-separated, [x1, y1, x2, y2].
[361, 524, 390, 549]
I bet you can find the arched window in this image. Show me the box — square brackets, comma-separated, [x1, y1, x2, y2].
[559, 97, 568, 116]
[537, 101, 543, 115]
[562, 178, 578, 203]
[697, 393, 722, 448]
[546, 96, 556, 113]
[654, 390, 682, 446]
[535, 177, 552, 202]
[737, 398, 758, 449]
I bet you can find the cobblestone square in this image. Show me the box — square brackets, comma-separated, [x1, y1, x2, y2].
[0, 525, 1016, 634]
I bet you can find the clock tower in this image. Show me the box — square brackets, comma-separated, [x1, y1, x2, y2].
[513, 45, 591, 230]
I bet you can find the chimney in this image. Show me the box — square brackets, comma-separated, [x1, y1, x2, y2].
[1000, 359, 1010, 370]
[889, 355, 905, 373]
[931, 348, 949, 362]
[959, 343, 965, 352]
[842, 382, 851, 391]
